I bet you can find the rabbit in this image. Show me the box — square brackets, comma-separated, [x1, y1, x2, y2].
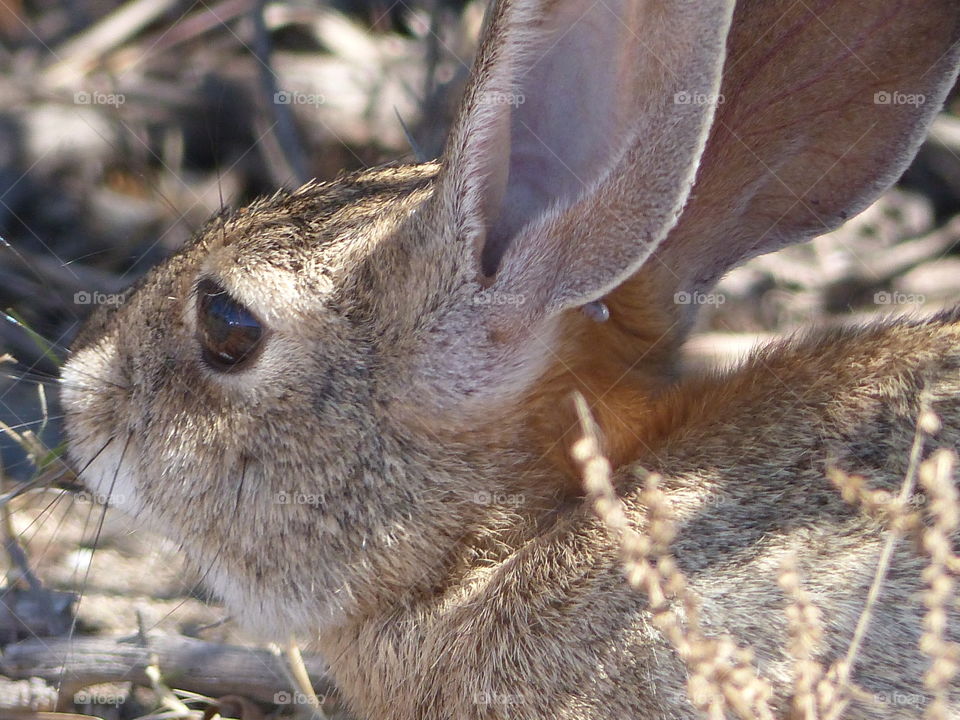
[60, 0, 960, 717]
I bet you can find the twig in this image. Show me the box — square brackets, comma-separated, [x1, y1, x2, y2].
[286, 635, 327, 719]
[250, 0, 309, 186]
[42, 0, 181, 88]
[2, 633, 337, 705]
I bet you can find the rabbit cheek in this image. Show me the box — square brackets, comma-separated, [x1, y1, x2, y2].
[62, 335, 145, 514]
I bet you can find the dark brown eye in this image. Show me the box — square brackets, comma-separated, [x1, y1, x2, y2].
[195, 278, 264, 372]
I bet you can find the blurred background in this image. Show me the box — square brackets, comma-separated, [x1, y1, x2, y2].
[0, 0, 958, 716]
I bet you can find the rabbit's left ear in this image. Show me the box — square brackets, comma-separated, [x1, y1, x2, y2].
[433, 0, 735, 320]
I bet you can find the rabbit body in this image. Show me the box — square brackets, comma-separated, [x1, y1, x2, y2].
[317, 308, 960, 720]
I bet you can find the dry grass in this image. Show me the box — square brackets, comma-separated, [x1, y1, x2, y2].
[572, 393, 960, 720]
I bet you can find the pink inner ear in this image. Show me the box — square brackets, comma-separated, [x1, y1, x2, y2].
[653, 0, 960, 304]
[439, 0, 732, 320]
[481, 0, 632, 275]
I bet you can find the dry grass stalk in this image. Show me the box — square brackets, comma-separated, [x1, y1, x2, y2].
[826, 467, 924, 538]
[918, 448, 960, 720]
[824, 399, 931, 718]
[823, 405, 960, 720]
[778, 555, 825, 720]
[571, 394, 776, 720]
[573, 392, 960, 720]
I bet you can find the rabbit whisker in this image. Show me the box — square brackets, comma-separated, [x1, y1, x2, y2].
[58, 430, 131, 694]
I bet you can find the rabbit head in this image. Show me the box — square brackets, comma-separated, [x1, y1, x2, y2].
[62, 0, 960, 647]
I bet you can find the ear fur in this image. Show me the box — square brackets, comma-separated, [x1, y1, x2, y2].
[435, 0, 736, 326]
[615, 0, 960, 342]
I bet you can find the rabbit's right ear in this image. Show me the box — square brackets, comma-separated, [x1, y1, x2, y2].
[617, 0, 960, 343]
[432, 0, 735, 324]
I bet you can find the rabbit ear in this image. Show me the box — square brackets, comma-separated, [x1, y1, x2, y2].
[629, 0, 960, 335]
[433, 0, 735, 321]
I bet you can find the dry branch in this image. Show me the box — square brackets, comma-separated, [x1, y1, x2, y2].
[0, 633, 337, 706]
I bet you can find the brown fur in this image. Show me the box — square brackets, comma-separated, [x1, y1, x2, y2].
[61, 0, 960, 718]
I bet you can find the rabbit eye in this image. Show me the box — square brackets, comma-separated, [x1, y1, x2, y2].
[195, 278, 264, 371]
